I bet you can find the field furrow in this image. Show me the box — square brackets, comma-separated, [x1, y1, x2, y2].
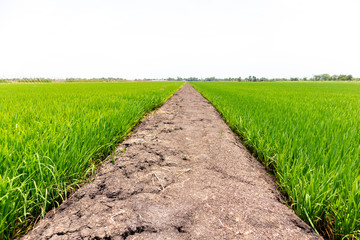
[23, 83, 320, 240]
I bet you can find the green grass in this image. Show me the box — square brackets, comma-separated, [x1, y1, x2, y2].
[191, 82, 360, 239]
[0, 82, 183, 239]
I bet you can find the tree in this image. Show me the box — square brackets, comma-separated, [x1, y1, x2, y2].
[320, 74, 331, 81]
[313, 75, 321, 81]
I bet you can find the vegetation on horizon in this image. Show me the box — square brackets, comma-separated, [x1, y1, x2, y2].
[191, 82, 360, 239]
[0, 82, 183, 239]
[1, 73, 358, 83]
[179, 73, 356, 82]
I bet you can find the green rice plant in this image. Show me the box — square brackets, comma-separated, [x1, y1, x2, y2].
[0, 82, 183, 239]
[191, 82, 360, 239]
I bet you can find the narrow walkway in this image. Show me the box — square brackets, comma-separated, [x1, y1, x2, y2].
[24, 83, 321, 240]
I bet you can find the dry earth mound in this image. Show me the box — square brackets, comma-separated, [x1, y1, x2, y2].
[23, 83, 321, 240]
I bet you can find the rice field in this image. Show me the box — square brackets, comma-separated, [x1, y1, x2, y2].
[191, 82, 360, 239]
[0, 82, 183, 239]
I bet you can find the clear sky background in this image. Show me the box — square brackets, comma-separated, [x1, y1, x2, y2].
[0, 0, 359, 79]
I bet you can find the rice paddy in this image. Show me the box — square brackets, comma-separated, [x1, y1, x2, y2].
[191, 82, 360, 239]
[2, 81, 359, 239]
[0, 82, 183, 239]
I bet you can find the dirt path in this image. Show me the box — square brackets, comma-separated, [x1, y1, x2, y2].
[23, 83, 321, 240]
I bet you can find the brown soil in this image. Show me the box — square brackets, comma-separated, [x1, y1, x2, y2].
[23, 83, 322, 240]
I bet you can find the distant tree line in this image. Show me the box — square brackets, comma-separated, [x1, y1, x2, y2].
[0, 78, 53, 83]
[65, 77, 126, 82]
[167, 77, 243, 82]
[312, 74, 353, 81]
[0, 74, 358, 83]
[0, 78, 127, 83]
[168, 74, 358, 82]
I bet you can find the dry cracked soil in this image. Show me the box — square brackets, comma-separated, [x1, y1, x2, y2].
[23, 83, 322, 240]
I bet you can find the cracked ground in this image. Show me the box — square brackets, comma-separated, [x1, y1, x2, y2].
[22, 83, 322, 240]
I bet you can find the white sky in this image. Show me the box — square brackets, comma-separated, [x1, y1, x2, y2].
[0, 0, 359, 79]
